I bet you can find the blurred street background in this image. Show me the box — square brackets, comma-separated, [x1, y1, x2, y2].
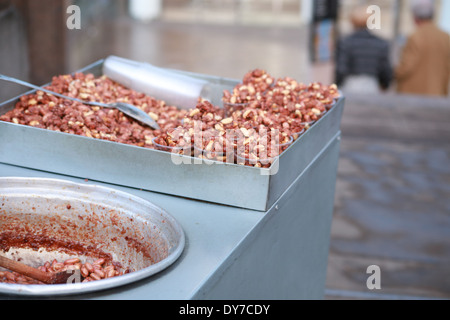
[1, 0, 450, 299]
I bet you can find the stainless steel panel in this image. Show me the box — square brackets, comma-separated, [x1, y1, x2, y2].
[193, 133, 341, 299]
[0, 60, 344, 211]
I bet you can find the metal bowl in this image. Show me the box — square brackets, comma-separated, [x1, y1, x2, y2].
[0, 177, 185, 296]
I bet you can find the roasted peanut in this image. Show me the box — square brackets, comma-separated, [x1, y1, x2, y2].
[0, 69, 339, 169]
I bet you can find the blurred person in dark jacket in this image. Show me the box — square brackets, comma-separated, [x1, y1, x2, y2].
[335, 6, 392, 94]
[395, 0, 450, 97]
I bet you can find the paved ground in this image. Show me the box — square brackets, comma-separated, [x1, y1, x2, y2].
[327, 94, 450, 299]
[64, 7, 450, 300]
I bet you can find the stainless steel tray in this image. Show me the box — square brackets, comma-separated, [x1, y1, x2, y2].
[0, 177, 185, 297]
[0, 60, 344, 211]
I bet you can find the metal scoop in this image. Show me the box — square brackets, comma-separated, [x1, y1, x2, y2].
[0, 255, 75, 285]
[0, 74, 160, 130]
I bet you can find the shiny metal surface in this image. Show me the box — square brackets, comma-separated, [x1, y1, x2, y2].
[0, 134, 341, 300]
[0, 177, 185, 297]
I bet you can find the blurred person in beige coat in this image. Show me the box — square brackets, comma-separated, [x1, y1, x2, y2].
[395, 0, 450, 96]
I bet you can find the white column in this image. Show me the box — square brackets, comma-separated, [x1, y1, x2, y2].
[129, 0, 162, 22]
[300, 0, 313, 25]
[439, 0, 450, 33]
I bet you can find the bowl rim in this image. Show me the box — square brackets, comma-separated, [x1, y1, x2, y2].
[0, 177, 185, 297]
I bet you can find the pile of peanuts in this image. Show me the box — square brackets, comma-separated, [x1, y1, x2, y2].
[0, 68, 339, 168]
[0, 73, 186, 149]
[193, 128, 234, 162]
[153, 126, 195, 155]
[235, 127, 293, 168]
[0, 257, 127, 285]
[173, 69, 339, 166]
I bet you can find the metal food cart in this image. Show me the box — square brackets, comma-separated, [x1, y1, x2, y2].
[0, 61, 344, 299]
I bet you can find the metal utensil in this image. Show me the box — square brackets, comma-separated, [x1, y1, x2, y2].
[103, 55, 210, 110]
[0, 73, 160, 130]
[0, 255, 74, 284]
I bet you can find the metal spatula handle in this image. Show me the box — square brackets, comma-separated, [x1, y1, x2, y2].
[0, 74, 160, 130]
